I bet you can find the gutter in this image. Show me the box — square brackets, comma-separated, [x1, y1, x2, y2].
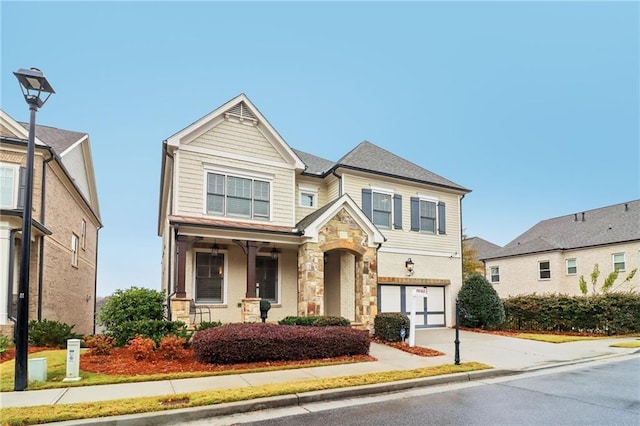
[37, 151, 55, 321]
[331, 170, 342, 196]
[7, 228, 21, 326]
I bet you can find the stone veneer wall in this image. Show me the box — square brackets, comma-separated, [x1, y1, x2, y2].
[298, 208, 378, 331]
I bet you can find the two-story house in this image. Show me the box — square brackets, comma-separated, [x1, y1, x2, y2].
[482, 200, 640, 297]
[158, 94, 470, 331]
[0, 109, 101, 336]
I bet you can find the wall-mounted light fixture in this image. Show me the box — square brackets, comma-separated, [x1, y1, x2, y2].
[211, 242, 219, 256]
[405, 258, 415, 276]
[270, 246, 279, 260]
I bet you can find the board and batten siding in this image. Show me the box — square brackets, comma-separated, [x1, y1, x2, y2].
[342, 173, 462, 254]
[175, 149, 297, 227]
[190, 120, 285, 164]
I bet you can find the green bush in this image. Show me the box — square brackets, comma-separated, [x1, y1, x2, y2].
[0, 335, 9, 354]
[457, 274, 505, 329]
[278, 316, 321, 326]
[98, 287, 165, 331]
[313, 316, 352, 327]
[194, 320, 222, 332]
[374, 312, 410, 342]
[192, 323, 370, 364]
[28, 319, 82, 348]
[107, 320, 188, 347]
[501, 293, 640, 335]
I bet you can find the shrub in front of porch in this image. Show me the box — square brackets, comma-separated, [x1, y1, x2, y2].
[192, 323, 370, 364]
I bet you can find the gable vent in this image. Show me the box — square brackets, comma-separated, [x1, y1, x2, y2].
[225, 102, 258, 124]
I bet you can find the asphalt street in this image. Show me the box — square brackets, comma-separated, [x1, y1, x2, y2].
[195, 356, 640, 426]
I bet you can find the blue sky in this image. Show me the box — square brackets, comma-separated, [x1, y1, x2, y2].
[1, 1, 638, 297]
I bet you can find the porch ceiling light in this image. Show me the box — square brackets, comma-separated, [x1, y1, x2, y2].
[405, 258, 415, 275]
[211, 243, 220, 256]
[271, 246, 279, 260]
[13, 68, 55, 108]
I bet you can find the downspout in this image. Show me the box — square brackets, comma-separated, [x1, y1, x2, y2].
[92, 231, 99, 334]
[37, 151, 55, 321]
[165, 146, 176, 319]
[7, 228, 21, 324]
[457, 193, 466, 326]
[331, 170, 342, 196]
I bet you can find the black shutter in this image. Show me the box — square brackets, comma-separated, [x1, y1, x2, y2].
[438, 201, 446, 234]
[410, 197, 419, 231]
[393, 194, 402, 229]
[362, 188, 372, 220]
[17, 167, 27, 210]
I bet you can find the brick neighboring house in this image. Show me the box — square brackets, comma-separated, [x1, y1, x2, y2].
[481, 200, 640, 297]
[0, 109, 101, 336]
[158, 94, 470, 331]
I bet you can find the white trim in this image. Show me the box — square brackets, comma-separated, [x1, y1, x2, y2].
[377, 246, 460, 258]
[298, 184, 319, 208]
[71, 233, 79, 268]
[538, 260, 551, 280]
[202, 169, 273, 221]
[204, 163, 274, 182]
[59, 134, 89, 157]
[565, 258, 577, 275]
[370, 185, 394, 195]
[81, 219, 87, 250]
[612, 252, 626, 271]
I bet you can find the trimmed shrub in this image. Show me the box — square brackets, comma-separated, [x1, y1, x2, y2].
[192, 323, 370, 364]
[98, 287, 165, 330]
[502, 293, 640, 335]
[374, 313, 410, 342]
[83, 334, 115, 355]
[28, 319, 82, 348]
[194, 320, 223, 332]
[278, 316, 321, 326]
[313, 316, 351, 327]
[457, 274, 505, 329]
[0, 335, 9, 354]
[127, 335, 156, 361]
[108, 320, 188, 347]
[158, 335, 188, 360]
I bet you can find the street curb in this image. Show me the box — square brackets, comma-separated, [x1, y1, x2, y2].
[44, 368, 517, 426]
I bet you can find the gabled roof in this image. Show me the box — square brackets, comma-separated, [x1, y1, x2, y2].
[482, 200, 640, 260]
[464, 236, 501, 260]
[19, 122, 87, 156]
[295, 141, 469, 193]
[295, 193, 385, 246]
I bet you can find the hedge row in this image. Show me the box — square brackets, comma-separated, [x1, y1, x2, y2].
[278, 315, 351, 327]
[500, 293, 640, 335]
[192, 323, 370, 364]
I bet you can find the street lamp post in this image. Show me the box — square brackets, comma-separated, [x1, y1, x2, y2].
[13, 68, 55, 391]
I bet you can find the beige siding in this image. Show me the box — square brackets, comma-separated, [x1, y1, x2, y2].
[175, 150, 296, 226]
[486, 241, 640, 298]
[190, 120, 285, 164]
[343, 172, 462, 254]
[294, 177, 328, 224]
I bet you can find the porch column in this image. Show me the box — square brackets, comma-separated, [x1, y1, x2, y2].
[175, 237, 189, 299]
[246, 241, 258, 298]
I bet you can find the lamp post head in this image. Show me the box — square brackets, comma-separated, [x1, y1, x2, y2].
[13, 68, 55, 108]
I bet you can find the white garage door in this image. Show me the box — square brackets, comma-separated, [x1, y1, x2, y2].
[378, 285, 446, 328]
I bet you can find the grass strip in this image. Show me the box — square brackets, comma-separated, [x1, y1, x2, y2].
[0, 362, 490, 425]
[609, 340, 640, 348]
[514, 333, 602, 343]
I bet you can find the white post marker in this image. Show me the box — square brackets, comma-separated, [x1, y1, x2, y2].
[409, 287, 428, 347]
[63, 338, 82, 382]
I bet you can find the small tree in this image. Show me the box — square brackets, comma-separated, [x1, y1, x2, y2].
[457, 274, 505, 329]
[462, 240, 483, 279]
[98, 286, 165, 330]
[579, 264, 638, 295]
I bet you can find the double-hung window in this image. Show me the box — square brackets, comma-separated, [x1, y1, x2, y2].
[419, 200, 437, 233]
[71, 234, 79, 267]
[195, 252, 224, 303]
[566, 258, 577, 275]
[299, 184, 318, 208]
[410, 196, 446, 234]
[612, 253, 625, 271]
[490, 266, 500, 283]
[538, 261, 551, 280]
[206, 172, 270, 220]
[0, 163, 19, 209]
[372, 192, 392, 229]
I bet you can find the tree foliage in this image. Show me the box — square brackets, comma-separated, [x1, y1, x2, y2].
[579, 264, 638, 295]
[462, 240, 483, 279]
[98, 286, 165, 329]
[457, 274, 505, 329]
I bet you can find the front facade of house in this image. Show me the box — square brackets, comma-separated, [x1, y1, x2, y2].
[0, 110, 101, 336]
[482, 201, 640, 297]
[158, 95, 470, 331]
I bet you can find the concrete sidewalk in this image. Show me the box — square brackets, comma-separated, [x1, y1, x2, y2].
[1, 329, 638, 421]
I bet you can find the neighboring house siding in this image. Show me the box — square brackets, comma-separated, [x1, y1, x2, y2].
[486, 241, 640, 297]
[41, 164, 98, 335]
[175, 150, 296, 226]
[59, 144, 91, 202]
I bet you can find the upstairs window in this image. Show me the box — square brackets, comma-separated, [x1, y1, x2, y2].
[362, 189, 402, 229]
[81, 220, 87, 250]
[298, 184, 318, 208]
[410, 197, 446, 234]
[372, 192, 392, 229]
[566, 258, 577, 275]
[612, 253, 625, 271]
[490, 266, 500, 283]
[538, 261, 551, 280]
[206, 172, 270, 220]
[71, 234, 79, 267]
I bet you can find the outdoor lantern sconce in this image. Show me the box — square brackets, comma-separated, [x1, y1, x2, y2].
[405, 258, 415, 276]
[13, 68, 56, 108]
[270, 246, 279, 260]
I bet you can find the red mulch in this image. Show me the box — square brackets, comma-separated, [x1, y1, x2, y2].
[372, 337, 445, 357]
[0, 346, 50, 363]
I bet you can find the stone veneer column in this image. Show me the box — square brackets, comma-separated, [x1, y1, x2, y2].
[241, 298, 261, 323]
[170, 297, 191, 326]
[297, 243, 324, 316]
